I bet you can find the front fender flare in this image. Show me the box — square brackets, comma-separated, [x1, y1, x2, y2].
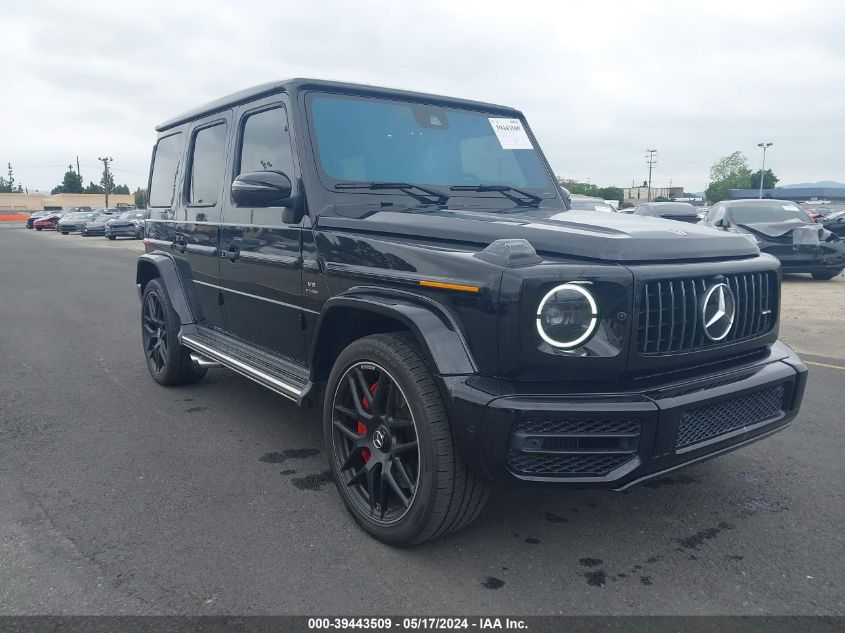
[312, 288, 478, 376]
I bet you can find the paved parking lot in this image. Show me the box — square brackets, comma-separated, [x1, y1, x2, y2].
[0, 223, 842, 615]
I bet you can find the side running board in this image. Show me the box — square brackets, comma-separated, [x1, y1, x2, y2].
[179, 325, 313, 406]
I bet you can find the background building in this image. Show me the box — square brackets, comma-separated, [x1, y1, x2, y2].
[727, 187, 845, 202]
[0, 192, 134, 212]
[623, 186, 685, 204]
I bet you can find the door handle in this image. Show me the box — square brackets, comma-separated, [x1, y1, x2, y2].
[222, 244, 240, 262]
[171, 235, 187, 253]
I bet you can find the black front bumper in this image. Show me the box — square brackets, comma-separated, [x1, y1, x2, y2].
[443, 341, 807, 489]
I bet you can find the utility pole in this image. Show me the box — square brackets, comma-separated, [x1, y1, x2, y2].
[98, 156, 113, 207]
[645, 149, 658, 202]
[76, 156, 82, 183]
[757, 142, 773, 199]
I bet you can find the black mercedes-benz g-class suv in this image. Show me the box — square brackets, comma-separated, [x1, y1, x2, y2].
[137, 79, 807, 545]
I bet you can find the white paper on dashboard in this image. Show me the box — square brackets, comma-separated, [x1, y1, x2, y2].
[488, 118, 533, 150]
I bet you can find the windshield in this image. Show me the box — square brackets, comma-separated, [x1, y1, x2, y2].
[729, 202, 809, 224]
[120, 211, 144, 219]
[309, 94, 553, 195]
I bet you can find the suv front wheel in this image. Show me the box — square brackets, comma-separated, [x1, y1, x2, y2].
[324, 333, 488, 545]
[141, 278, 207, 386]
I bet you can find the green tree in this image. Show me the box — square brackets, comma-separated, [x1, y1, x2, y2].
[51, 164, 84, 194]
[84, 181, 104, 194]
[654, 196, 670, 202]
[750, 169, 779, 190]
[112, 183, 130, 194]
[567, 182, 599, 196]
[133, 187, 148, 209]
[0, 163, 22, 193]
[705, 151, 752, 203]
[595, 186, 624, 205]
[100, 168, 115, 195]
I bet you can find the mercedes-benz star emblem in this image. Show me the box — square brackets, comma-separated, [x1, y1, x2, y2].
[372, 428, 387, 450]
[701, 282, 736, 341]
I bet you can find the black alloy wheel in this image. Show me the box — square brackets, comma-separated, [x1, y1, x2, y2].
[142, 291, 168, 375]
[324, 333, 489, 545]
[331, 361, 420, 524]
[139, 279, 206, 386]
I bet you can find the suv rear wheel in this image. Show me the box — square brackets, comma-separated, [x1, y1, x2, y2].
[324, 333, 488, 545]
[812, 270, 840, 281]
[141, 278, 206, 386]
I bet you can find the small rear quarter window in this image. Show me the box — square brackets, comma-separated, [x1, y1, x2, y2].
[149, 133, 183, 207]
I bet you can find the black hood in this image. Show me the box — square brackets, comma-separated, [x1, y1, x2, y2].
[319, 207, 758, 263]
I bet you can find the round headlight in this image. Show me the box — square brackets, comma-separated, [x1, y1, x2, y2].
[536, 283, 599, 349]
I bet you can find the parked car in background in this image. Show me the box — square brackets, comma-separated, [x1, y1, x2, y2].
[26, 210, 52, 229]
[569, 196, 617, 212]
[821, 210, 845, 238]
[33, 212, 64, 231]
[57, 211, 99, 234]
[105, 209, 149, 240]
[81, 209, 121, 236]
[633, 202, 700, 223]
[702, 199, 845, 280]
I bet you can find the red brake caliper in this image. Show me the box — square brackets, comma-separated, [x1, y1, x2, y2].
[358, 381, 379, 463]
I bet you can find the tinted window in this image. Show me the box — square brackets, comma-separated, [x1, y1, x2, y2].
[652, 203, 696, 216]
[149, 133, 182, 207]
[238, 107, 295, 177]
[189, 123, 228, 205]
[310, 94, 551, 190]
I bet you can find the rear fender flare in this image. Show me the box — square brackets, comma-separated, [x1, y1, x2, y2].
[135, 253, 200, 325]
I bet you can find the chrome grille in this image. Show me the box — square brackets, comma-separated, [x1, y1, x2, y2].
[637, 271, 777, 355]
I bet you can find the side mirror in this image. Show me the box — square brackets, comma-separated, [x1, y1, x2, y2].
[232, 171, 303, 222]
[714, 218, 725, 228]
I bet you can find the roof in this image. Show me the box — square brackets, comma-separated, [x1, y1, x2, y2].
[728, 188, 845, 201]
[156, 78, 519, 132]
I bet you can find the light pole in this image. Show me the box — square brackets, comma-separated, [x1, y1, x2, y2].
[645, 149, 657, 202]
[757, 142, 772, 199]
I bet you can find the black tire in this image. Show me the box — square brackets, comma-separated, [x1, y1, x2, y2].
[61, 231, 68, 235]
[107, 234, 116, 240]
[812, 271, 840, 281]
[35, 227, 42, 231]
[141, 278, 207, 386]
[324, 332, 488, 546]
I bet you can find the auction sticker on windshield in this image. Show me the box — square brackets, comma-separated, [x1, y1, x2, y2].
[488, 117, 533, 149]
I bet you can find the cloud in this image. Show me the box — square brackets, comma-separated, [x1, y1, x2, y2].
[2, 0, 843, 192]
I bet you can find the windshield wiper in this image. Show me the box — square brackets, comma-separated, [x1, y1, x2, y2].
[334, 182, 449, 205]
[449, 184, 542, 207]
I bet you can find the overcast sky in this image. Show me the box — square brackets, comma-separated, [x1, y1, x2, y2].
[2, 0, 843, 193]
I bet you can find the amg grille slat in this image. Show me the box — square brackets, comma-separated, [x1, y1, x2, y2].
[637, 271, 777, 355]
[679, 280, 687, 350]
[667, 281, 676, 350]
[656, 281, 664, 353]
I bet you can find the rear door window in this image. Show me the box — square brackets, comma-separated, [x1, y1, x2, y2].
[188, 122, 229, 205]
